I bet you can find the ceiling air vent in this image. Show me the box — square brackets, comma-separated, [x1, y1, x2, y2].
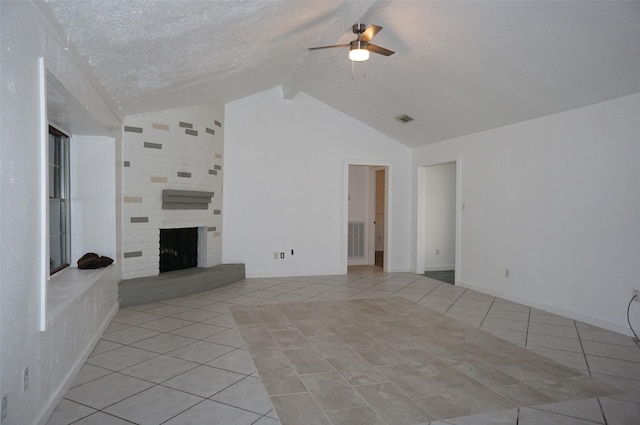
[395, 114, 414, 124]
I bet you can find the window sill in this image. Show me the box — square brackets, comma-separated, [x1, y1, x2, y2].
[46, 265, 117, 327]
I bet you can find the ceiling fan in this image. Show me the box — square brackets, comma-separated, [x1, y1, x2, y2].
[308, 23, 395, 62]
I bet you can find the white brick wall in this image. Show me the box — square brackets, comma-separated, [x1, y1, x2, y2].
[122, 103, 224, 279]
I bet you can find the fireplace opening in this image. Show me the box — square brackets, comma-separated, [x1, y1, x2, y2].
[159, 227, 198, 273]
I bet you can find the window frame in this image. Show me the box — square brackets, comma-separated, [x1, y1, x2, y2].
[48, 125, 71, 275]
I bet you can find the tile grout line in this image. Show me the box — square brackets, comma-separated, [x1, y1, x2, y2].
[444, 287, 470, 313]
[524, 305, 532, 348]
[70, 409, 138, 425]
[574, 319, 594, 377]
[596, 397, 609, 425]
[157, 398, 210, 425]
[529, 403, 608, 424]
[250, 411, 277, 425]
[202, 374, 275, 417]
[478, 296, 498, 329]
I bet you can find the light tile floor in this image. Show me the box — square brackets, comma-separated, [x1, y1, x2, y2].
[47, 266, 640, 424]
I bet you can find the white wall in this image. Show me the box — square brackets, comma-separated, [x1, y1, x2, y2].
[1, 2, 122, 424]
[71, 136, 117, 262]
[348, 165, 370, 223]
[223, 87, 412, 277]
[422, 162, 456, 271]
[412, 93, 640, 335]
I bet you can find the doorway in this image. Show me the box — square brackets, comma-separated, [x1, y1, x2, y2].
[416, 161, 459, 284]
[373, 168, 386, 267]
[347, 163, 389, 271]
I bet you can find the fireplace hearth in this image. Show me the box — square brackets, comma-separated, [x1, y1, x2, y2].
[159, 227, 198, 273]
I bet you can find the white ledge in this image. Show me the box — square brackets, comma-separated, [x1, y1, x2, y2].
[46, 265, 117, 326]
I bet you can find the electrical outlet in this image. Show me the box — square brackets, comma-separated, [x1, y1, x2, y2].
[633, 289, 640, 301]
[274, 252, 279, 260]
[291, 249, 294, 256]
[1, 394, 7, 423]
[505, 269, 510, 278]
[280, 252, 285, 259]
[23, 367, 29, 392]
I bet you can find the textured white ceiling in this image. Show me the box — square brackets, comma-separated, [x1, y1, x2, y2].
[46, 0, 640, 147]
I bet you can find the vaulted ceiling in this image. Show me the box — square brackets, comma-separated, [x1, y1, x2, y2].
[44, 0, 640, 148]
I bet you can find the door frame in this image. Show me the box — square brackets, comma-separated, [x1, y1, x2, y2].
[344, 160, 392, 273]
[415, 158, 462, 283]
[368, 167, 386, 266]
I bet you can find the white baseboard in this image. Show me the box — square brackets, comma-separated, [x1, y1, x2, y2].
[388, 267, 412, 273]
[459, 281, 632, 337]
[246, 269, 346, 279]
[424, 265, 455, 272]
[246, 265, 414, 279]
[348, 258, 369, 266]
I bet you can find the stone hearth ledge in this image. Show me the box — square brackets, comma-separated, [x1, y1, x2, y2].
[118, 263, 245, 307]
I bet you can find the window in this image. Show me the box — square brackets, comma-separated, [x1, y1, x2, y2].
[49, 126, 70, 274]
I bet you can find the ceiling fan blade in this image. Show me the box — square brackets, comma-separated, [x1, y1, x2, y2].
[360, 24, 382, 42]
[367, 43, 395, 56]
[308, 44, 350, 51]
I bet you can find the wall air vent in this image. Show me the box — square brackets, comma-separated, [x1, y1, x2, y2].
[395, 114, 414, 124]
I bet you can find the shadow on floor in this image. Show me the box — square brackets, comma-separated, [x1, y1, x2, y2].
[424, 270, 455, 285]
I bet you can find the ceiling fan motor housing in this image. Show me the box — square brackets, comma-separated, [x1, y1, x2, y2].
[308, 23, 394, 60]
[353, 23, 366, 34]
[350, 40, 367, 50]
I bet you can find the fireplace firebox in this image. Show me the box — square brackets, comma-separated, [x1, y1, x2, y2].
[159, 227, 198, 273]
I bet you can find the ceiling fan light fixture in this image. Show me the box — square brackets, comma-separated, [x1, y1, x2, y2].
[349, 40, 369, 62]
[308, 24, 393, 63]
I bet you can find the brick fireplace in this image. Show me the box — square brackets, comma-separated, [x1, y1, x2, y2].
[121, 103, 224, 279]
